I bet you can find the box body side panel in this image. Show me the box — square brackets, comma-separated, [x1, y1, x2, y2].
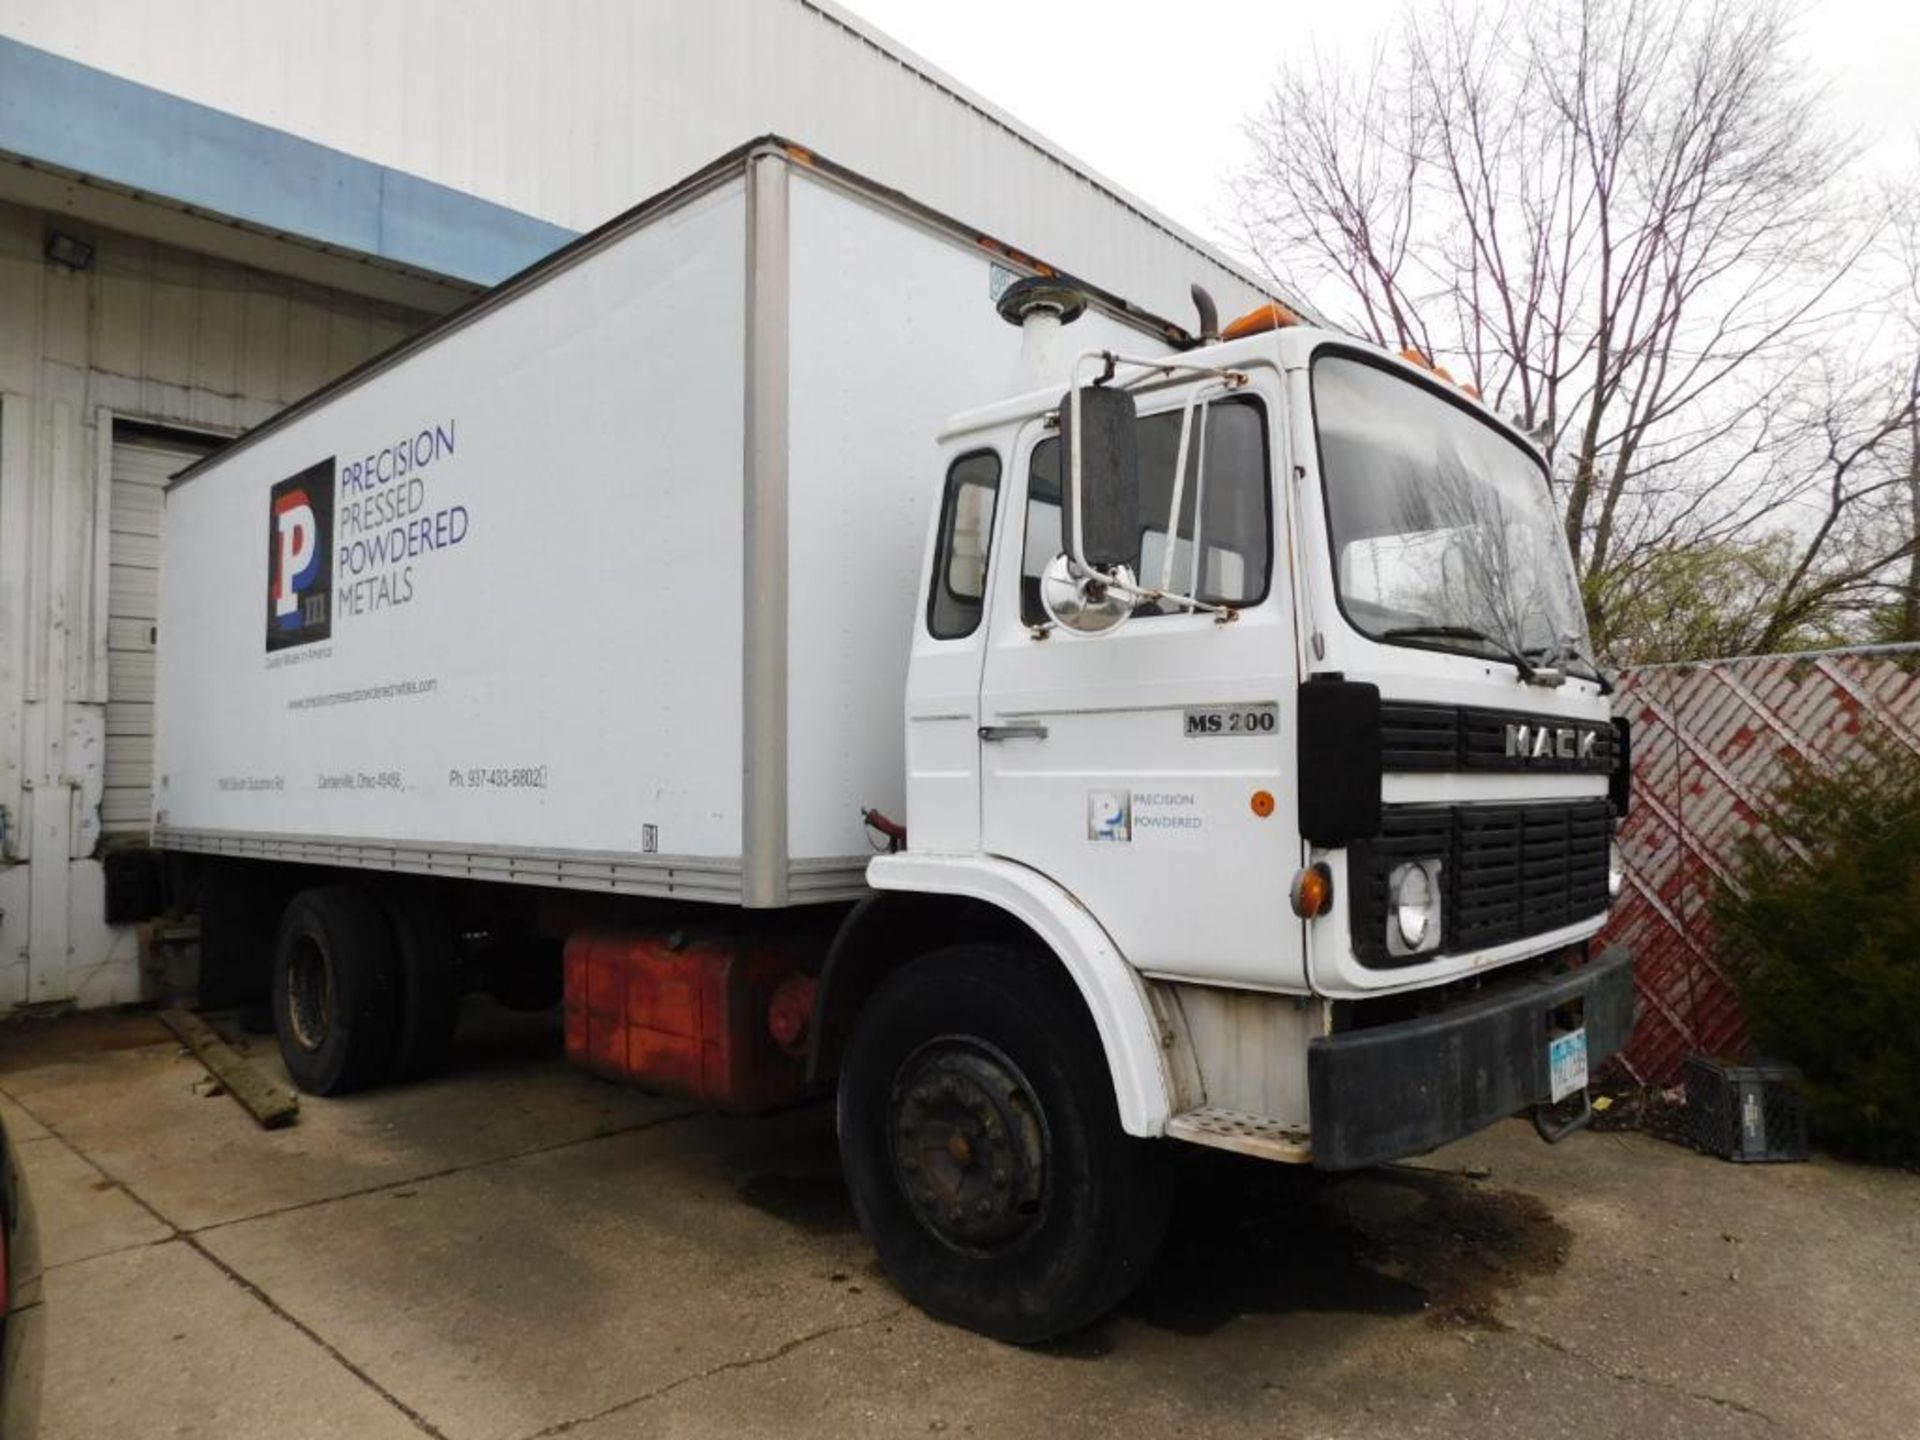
[781, 172, 1154, 867]
[156, 179, 749, 863]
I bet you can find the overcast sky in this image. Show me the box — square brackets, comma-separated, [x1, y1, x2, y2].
[840, 0, 1920, 261]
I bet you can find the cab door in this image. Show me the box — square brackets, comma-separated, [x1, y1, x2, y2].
[904, 448, 1003, 853]
[976, 371, 1305, 990]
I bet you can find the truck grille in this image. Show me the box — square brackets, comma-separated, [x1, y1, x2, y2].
[1378, 703, 1615, 775]
[1350, 800, 1611, 967]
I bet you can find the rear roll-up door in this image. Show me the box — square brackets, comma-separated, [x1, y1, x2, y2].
[105, 432, 216, 835]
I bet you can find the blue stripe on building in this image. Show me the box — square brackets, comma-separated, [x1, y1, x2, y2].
[0, 35, 575, 285]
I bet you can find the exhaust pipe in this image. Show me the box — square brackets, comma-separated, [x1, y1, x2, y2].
[1190, 284, 1220, 343]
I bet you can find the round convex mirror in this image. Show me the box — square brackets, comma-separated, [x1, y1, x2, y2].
[1039, 553, 1135, 635]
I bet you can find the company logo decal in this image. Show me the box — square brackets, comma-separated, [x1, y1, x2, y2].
[267, 458, 335, 651]
[1087, 789, 1132, 842]
[336, 420, 464, 617]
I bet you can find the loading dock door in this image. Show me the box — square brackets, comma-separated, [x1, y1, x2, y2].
[104, 430, 217, 835]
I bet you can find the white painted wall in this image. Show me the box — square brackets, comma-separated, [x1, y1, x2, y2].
[0, 0, 1276, 331]
[0, 198, 428, 1009]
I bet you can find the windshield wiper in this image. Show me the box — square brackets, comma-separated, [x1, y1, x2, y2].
[1523, 637, 1615, 695]
[1380, 625, 1539, 683]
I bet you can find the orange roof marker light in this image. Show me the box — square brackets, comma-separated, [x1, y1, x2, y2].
[1399, 346, 1455, 382]
[1221, 301, 1302, 342]
[1399, 346, 1481, 400]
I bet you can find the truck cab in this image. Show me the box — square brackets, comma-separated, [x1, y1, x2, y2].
[828, 295, 1633, 1341]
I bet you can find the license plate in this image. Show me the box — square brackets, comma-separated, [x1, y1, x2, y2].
[1548, 1028, 1589, 1102]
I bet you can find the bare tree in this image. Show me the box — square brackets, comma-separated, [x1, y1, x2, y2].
[1891, 188, 1920, 642]
[1237, 0, 1906, 657]
[1753, 356, 1919, 650]
[1904, 395, 1920, 642]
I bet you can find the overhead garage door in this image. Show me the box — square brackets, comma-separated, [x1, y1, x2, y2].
[105, 430, 218, 835]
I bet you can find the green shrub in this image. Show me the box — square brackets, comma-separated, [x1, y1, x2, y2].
[1713, 738, 1920, 1165]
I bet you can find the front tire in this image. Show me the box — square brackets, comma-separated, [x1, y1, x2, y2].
[836, 944, 1170, 1343]
[272, 885, 398, 1096]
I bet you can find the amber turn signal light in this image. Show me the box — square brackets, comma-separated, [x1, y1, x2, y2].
[1289, 862, 1334, 919]
[1221, 301, 1302, 341]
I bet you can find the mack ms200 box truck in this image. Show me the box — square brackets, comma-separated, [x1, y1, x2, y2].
[151, 139, 1634, 1342]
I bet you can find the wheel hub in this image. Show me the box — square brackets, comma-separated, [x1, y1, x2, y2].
[890, 1038, 1048, 1251]
[285, 935, 333, 1053]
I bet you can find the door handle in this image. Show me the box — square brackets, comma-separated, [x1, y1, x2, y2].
[978, 722, 1049, 742]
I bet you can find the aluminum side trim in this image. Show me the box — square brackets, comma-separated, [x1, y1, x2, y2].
[154, 828, 872, 908]
[742, 152, 791, 909]
[155, 827, 746, 903]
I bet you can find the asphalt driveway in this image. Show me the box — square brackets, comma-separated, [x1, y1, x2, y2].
[1, 1003, 1912, 1439]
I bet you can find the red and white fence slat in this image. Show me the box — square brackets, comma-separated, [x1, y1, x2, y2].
[1599, 646, 1920, 1084]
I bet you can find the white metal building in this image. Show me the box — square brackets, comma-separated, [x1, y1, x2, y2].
[0, 0, 1289, 1012]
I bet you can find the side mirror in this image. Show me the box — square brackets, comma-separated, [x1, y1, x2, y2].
[1060, 384, 1139, 569]
[1039, 553, 1135, 635]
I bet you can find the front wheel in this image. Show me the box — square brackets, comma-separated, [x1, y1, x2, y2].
[836, 944, 1170, 1343]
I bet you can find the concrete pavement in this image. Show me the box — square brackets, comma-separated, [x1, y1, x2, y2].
[2, 1004, 1913, 1439]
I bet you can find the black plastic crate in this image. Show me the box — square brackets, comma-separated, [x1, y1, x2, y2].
[1683, 1056, 1810, 1162]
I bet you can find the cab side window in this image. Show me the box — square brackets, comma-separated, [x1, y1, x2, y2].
[1020, 396, 1271, 626]
[928, 450, 1001, 639]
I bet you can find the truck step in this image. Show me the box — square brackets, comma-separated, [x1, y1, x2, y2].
[1165, 1106, 1312, 1164]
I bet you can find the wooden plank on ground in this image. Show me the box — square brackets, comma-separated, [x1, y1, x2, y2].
[159, 1009, 299, 1130]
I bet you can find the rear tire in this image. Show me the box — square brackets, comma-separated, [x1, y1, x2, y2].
[836, 943, 1170, 1343]
[385, 891, 462, 1082]
[271, 885, 398, 1096]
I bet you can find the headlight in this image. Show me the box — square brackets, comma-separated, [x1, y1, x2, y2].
[1608, 839, 1625, 899]
[1388, 860, 1441, 954]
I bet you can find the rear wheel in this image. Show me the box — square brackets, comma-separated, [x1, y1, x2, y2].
[385, 891, 462, 1082]
[272, 885, 398, 1096]
[836, 943, 1170, 1343]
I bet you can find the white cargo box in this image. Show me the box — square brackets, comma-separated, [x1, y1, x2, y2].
[155, 139, 1170, 907]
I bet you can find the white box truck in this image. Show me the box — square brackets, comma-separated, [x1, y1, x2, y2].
[153, 138, 1635, 1342]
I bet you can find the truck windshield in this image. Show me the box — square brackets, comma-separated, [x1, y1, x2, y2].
[1312, 354, 1592, 673]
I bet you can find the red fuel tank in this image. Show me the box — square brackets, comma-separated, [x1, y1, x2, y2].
[563, 928, 816, 1112]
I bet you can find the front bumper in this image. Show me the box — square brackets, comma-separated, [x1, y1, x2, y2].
[1308, 944, 1635, 1170]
